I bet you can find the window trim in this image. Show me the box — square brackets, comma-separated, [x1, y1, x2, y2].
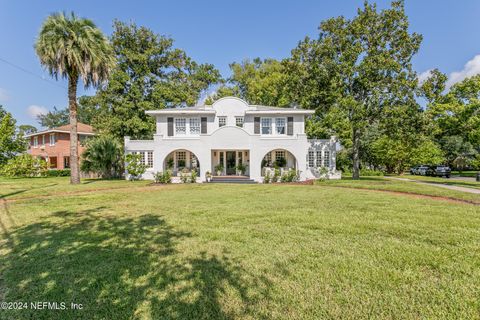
[49, 133, 56, 146]
[33, 136, 38, 148]
[275, 117, 286, 135]
[235, 116, 244, 128]
[218, 116, 227, 127]
[175, 118, 187, 135]
[189, 118, 201, 135]
[261, 117, 272, 135]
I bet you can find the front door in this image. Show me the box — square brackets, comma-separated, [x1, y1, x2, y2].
[226, 151, 236, 175]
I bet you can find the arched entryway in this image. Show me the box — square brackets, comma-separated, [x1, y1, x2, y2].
[260, 149, 297, 177]
[163, 149, 200, 176]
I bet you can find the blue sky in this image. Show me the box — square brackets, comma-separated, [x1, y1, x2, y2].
[1, 0, 480, 127]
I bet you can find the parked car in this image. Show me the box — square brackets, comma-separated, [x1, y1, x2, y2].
[416, 165, 430, 176]
[426, 165, 451, 178]
[409, 165, 419, 175]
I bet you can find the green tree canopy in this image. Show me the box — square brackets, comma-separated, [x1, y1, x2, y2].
[0, 105, 27, 166]
[35, 12, 115, 184]
[92, 21, 221, 140]
[287, 0, 422, 178]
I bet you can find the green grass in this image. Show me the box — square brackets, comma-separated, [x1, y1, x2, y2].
[451, 170, 478, 177]
[396, 174, 480, 189]
[1, 178, 480, 319]
[320, 176, 480, 203]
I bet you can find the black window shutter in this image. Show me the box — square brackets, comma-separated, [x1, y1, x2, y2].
[167, 117, 174, 136]
[287, 117, 294, 135]
[201, 117, 207, 134]
[254, 117, 260, 134]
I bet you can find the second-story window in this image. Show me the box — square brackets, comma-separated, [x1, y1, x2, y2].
[49, 133, 56, 146]
[275, 118, 286, 135]
[261, 118, 272, 135]
[236, 117, 244, 127]
[189, 118, 200, 135]
[175, 118, 186, 135]
[33, 136, 38, 148]
[219, 116, 227, 127]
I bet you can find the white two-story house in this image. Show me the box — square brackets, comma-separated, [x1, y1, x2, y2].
[124, 97, 340, 182]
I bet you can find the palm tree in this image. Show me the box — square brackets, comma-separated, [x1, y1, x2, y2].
[35, 12, 115, 184]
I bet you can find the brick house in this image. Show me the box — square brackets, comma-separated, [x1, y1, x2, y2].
[25, 123, 95, 170]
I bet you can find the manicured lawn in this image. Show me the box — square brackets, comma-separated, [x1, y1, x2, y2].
[451, 170, 478, 178]
[397, 174, 480, 189]
[1, 178, 480, 319]
[320, 176, 480, 203]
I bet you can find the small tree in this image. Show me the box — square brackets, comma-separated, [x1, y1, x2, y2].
[125, 153, 146, 180]
[81, 135, 123, 178]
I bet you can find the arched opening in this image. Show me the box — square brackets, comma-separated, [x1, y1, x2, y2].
[261, 149, 297, 177]
[163, 149, 200, 176]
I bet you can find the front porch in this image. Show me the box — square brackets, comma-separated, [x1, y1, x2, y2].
[211, 150, 250, 177]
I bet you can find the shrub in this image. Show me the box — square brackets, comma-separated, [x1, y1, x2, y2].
[153, 170, 171, 184]
[272, 168, 280, 183]
[263, 171, 271, 183]
[190, 169, 197, 183]
[0, 154, 48, 177]
[343, 168, 384, 177]
[81, 135, 123, 178]
[45, 169, 71, 177]
[281, 169, 298, 183]
[125, 153, 146, 180]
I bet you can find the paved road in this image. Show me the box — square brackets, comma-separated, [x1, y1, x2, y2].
[388, 177, 480, 195]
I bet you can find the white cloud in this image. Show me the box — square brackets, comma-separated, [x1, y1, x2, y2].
[417, 69, 433, 84]
[27, 105, 48, 119]
[447, 54, 480, 89]
[0, 88, 9, 102]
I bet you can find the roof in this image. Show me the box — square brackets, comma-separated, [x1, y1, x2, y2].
[145, 98, 314, 116]
[24, 123, 95, 138]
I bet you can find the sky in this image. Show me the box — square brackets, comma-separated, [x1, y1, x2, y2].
[1, 0, 480, 127]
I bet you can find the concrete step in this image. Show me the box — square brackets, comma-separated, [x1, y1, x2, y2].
[210, 176, 257, 184]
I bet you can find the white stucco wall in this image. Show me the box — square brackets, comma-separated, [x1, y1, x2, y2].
[125, 97, 340, 182]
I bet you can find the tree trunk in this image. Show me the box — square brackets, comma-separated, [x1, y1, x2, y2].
[68, 74, 80, 184]
[352, 127, 361, 180]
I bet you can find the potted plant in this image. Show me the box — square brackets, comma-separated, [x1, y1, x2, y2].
[205, 171, 212, 182]
[235, 163, 246, 175]
[214, 164, 224, 176]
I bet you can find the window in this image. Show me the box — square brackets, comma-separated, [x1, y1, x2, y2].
[49, 133, 56, 146]
[147, 151, 153, 168]
[308, 150, 315, 168]
[219, 116, 227, 127]
[275, 150, 285, 161]
[175, 118, 186, 135]
[236, 117, 244, 127]
[41, 135, 45, 146]
[33, 136, 38, 148]
[323, 151, 330, 168]
[316, 151, 322, 167]
[261, 118, 272, 135]
[176, 151, 186, 168]
[275, 118, 286, 135]
[189, 118, 200, 135]
[64, 156, 70, 168]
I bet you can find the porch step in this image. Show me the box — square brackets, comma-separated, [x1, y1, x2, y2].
[210, 176, 257, 184]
